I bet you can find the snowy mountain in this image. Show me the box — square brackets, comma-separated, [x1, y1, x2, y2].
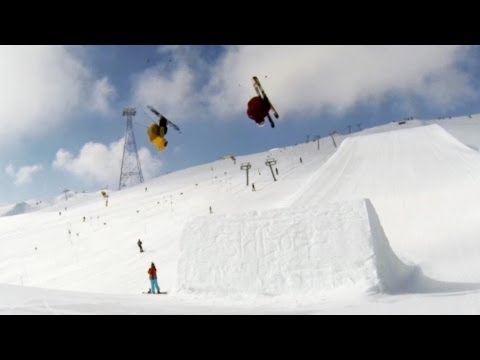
[1, 202, 34, 217]
[2, 114, 480, 314]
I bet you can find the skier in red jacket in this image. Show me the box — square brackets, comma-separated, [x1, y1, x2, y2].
[147, 262, 161, 294]
[247, 96, 272, 127]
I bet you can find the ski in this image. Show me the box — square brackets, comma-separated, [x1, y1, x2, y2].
[147, 105, 182, 133]
[252, 76, 279, 119]
[252, 83, 275, 128]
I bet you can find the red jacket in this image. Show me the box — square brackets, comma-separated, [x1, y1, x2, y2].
[148, 267, 157, 280]
[247, 96, 270, 123]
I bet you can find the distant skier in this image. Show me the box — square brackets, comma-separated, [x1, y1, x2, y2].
[252, 183, 256, 192]
[147, 262, 161, 294]
[137, 239, 144, 253]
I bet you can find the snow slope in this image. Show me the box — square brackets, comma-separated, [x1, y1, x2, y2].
[2, 114, 480, 313]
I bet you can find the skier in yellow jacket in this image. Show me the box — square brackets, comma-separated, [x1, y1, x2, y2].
[147, 115, 168, 152]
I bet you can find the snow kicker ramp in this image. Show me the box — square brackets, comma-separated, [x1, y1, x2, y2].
[177, 199, 440, 296]
[291, 124, 480, 283]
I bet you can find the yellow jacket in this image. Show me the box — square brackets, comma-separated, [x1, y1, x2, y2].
[147, 124, 168, 151]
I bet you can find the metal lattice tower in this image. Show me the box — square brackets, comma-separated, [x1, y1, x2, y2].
[119, 108, 144, 190]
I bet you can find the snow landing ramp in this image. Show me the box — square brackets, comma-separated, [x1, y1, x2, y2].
[178, 199, 419, 296]
[289, 124, 480, 283]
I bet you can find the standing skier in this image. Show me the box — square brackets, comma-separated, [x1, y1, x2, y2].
[137, 239, 144, 253]
[147, 262, 161, 294]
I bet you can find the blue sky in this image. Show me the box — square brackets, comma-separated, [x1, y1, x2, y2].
[1, 45, 480, 205]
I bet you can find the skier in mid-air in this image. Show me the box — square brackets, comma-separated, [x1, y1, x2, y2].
[147, 114, 169, 151]
[246, 76, 279, 128]
[247, 96, 272, 127]
[146, 105, 181, 152]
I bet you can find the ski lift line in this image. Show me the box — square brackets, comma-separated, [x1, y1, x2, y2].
[133, 121, 150, 129]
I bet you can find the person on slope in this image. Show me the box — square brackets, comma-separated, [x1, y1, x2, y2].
[147, 262, 161, 294]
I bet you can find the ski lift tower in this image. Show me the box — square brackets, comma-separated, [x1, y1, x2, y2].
[118, 108, 144, 190]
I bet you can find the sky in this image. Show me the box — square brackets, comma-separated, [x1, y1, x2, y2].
[2, 115, 480, 314]
[2, 45, 480, 205]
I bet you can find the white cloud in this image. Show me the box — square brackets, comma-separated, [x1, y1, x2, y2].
[132, 45, 477, 122]
[5, 163, 43, 185]
[52, 138, 162, 187]
[52, 149, 73, 168]
[5, 164, 15, 177]
[89, 76, 117, 115]
[132, 46, 219, 122]
[132, 65, 198, 120]
[207, 45, 476, 118]
[0, 45, 117, 145]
